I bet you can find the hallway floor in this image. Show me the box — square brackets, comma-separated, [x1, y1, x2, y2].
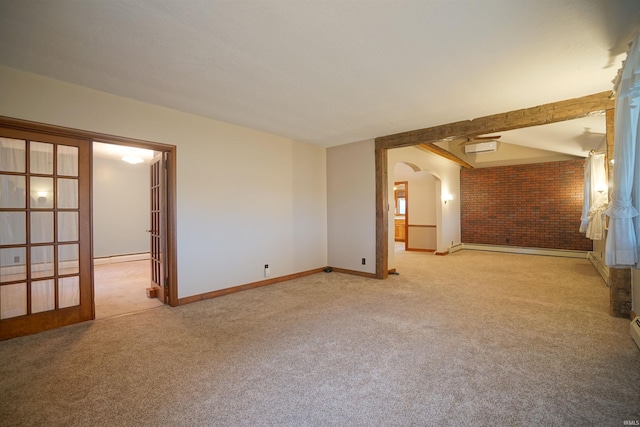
[94, 260, 164, 319]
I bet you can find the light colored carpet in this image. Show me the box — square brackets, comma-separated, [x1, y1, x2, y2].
[94, 260, 164, 319]
[1, 250, 639, 426]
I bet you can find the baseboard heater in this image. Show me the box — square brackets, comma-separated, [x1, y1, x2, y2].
[94, 252, 150, 265]
[461, 243, 588, 259]
[449, 243, 463, 254]
[632, 316, 640, 350]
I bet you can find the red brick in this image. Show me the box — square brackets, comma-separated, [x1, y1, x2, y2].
[460, 159, 592, 251]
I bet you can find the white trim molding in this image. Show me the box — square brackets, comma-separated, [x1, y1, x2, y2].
[587, 251, 610, 286]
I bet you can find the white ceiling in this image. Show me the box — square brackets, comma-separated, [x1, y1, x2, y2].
[0, 0, 639, 153]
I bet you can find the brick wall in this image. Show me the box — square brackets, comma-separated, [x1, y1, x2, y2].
[460, 159, 592, 251]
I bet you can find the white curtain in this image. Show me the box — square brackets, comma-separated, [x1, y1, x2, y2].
[605, 33, 640, 268]
[580, 153, 608, 240]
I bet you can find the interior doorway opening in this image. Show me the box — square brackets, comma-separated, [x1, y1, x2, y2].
[92, 141, 164, 319]
[387, 158, 444, 274]
[393, 162, 439, 253]
[0, 116, 177, 340]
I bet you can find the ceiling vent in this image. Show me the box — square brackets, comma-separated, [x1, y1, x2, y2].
[464, 141, 498, 154]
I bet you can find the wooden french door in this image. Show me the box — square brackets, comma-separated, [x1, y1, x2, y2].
[149, 152, 167, 303]
[0, 127, 93, 340]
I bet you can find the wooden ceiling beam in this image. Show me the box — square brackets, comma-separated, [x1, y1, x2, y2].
[375, 91, 614, 150]
[418, 143, 473, 169]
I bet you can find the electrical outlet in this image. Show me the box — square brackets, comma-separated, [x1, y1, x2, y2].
[362, 258, 366, 265]
[264, 264, 270, 278]
[13, 256, 20, 263]
[506, 238, 510, 243]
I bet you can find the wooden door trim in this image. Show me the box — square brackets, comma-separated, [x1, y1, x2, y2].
[394, 181, 409, 252]
[374, 92, 614, 279]
[0, 116, 178, 308]
[0, 116, 176, 152]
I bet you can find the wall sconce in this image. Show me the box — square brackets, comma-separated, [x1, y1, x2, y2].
[443, 193, 454, 204]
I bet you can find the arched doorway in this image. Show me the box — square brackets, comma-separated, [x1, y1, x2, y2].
[388, 160, 444, 273]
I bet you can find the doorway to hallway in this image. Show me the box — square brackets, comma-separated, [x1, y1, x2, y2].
[93, 142, 169, 318]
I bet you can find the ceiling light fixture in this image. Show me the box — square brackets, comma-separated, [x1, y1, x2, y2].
[122, 155, 144, 164]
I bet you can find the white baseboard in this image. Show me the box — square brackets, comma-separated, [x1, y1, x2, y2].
[587, 251, 610, 286]
[94, 253, 150, 265]
[461, 243, 588, 259]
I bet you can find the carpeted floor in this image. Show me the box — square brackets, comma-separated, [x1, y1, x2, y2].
[1, 249, 639, 426]
[94, 260, 164, 319]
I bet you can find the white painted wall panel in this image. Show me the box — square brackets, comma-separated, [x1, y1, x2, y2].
[326, 139, 376, 273]
[93, 155, 149, 258]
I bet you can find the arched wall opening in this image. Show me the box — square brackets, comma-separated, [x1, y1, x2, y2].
[388, 160, 445, 272]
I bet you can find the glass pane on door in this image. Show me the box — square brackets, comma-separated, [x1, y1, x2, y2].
[0, 212, 26, 245]
[58, 212, 78, 242]
[0, 175, 26, 208]
[30, 176, 53, 209]
[57, 145, 78, 177]
[31, 279, 55, 314]
[30, 212, 54, 244]
[57, 178, 78, 209]
[58, 244, 79, 275]
[59, 276, 79, 308]
[30, 142, 53, 175]
[0, 247, 26, 282]
[31, 245, 54, 279]
[0, 138, 26, 173]
[0, 282, 27, 319]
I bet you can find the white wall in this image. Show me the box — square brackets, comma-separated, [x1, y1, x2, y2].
[93, 154, 149, 258]
[395, 164, 437, 225]
[326, 139, 376, 274]
[0, 66, 327, 299]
